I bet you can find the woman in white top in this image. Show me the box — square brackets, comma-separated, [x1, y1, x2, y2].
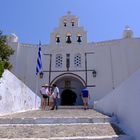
[40, 84, 50, 110]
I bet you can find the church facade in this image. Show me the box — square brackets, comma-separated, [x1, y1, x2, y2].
[8, 12, 140, 105]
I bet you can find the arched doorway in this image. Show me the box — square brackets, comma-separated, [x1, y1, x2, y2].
[61, 89, 77, 105]
[50, 73, 86, 105]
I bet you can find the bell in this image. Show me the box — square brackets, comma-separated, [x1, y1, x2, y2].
[66, 36, 71, 43]
[64, 22, 67, 27]
[77, 36, 81, 43]
[56, 37, 60, 43]
[72, 22, 74, 26]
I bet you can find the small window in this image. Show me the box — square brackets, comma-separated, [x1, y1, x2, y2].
[55, 54, 63, 68]
[66, 54, 70, 70]
[74, 54, 81, 67]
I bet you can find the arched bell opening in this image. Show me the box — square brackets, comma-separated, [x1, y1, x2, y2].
[66, 32, 72, 44]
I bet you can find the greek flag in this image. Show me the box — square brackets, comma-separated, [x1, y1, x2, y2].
[36, 42, 43, 75]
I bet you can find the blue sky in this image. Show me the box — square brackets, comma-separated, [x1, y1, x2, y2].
[0, 0, 140, 44]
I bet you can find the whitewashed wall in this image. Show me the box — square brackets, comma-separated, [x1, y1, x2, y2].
[9, 38, 140, 101]
[0, 70, 41, 116]
[7, 13, 140, 101]
[94, 68, 140, 140]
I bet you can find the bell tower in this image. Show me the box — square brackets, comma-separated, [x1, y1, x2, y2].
[123, 25, 133, 38]
[50, 11, 87, 46]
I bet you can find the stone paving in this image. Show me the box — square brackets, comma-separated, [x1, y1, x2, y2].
[0, 123, 118, 138]
[0, 108, 111, 124]
[0, 107, 128, 139]
[0, 108, 108, 119]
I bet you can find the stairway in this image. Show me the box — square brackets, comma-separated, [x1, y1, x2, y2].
[0, 106, 132, 140]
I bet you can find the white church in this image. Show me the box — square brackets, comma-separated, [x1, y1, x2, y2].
[7, 12, 140, 106]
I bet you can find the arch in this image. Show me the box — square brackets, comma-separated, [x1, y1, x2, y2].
[77, 32, 82, 36]
[50, 73, 86, 86]
[50, 73, 85, 105]
[66, 32, 72, 36]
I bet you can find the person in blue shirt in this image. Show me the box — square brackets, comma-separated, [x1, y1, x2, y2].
[81, 87, 90, 110]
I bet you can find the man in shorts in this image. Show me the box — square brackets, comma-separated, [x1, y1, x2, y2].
[81, 87, 90, 110]
[50, 84, 60, 110]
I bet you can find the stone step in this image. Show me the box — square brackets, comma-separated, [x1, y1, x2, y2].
[0, 109, 132, 140]
[0, 123, 126, 139]
[0, 109, 110, 124]
[0, 135, 132, 140]
[58, 105, 92, 109]
[0, 117, 110, 124]
[59, 105, 84, 109]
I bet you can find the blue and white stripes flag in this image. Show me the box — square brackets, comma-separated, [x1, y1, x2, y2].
[36, 42, 43, 76]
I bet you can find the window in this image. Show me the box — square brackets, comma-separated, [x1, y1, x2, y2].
[66, 54, 70, 70]
[74, 54, 81, 67]
[55, 54, 63, 68]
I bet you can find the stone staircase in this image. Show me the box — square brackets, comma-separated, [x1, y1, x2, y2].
[0, 106, 132, 140]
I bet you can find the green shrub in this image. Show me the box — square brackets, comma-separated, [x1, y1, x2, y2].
[0, 31, 14, 70]
[0, 60, 4, 78]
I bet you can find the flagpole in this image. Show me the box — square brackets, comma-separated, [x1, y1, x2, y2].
[35, 75, 39, 109]
[35, 41, 43, 109]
